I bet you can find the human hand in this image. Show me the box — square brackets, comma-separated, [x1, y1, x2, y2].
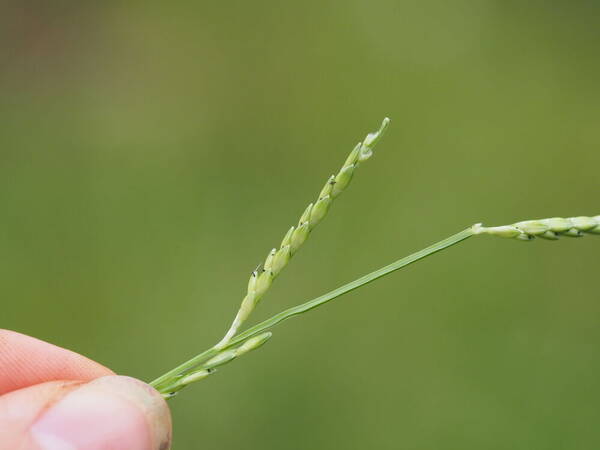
[0, 329, 172, 449]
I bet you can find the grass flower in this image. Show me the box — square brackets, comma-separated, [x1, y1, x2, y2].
[150, 118, 597, 399]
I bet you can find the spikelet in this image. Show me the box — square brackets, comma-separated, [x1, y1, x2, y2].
[158, 368, 216, 399]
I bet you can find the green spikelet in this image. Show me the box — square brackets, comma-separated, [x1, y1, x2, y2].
[235, 332, 272, 356]
[310, 195, 332, 227]
[271, 245, 291, 277]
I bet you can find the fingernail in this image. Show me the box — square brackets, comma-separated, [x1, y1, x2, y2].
[31, 376, 171, 450]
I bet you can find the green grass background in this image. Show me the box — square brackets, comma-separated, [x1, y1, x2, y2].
[1, 1, 599, 448]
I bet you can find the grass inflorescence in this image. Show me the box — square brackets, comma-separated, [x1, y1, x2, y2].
[214, 117, 391, 349]
[473, 216, 600, 240]
[150, 118, 597, 399]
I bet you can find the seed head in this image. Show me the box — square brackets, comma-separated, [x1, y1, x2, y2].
[474, 215, 600, 241]
[216, 119, 391, 348]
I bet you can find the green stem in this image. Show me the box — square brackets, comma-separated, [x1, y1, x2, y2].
[150, 227, 475, 391]
[230, 227, 474, 344]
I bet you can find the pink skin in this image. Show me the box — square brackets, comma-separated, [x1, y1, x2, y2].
[0, 330, 172, 450]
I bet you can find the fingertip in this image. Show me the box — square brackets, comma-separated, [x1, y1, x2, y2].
[29, 376, 171, 450]
[87, 376, 172, 449]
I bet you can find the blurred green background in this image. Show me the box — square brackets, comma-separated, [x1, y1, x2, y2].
[1, 1, 599, 448]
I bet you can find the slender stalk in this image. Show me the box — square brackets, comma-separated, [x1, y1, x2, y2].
[150, 227, 475, 393]
[229, 228, 475, 345]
